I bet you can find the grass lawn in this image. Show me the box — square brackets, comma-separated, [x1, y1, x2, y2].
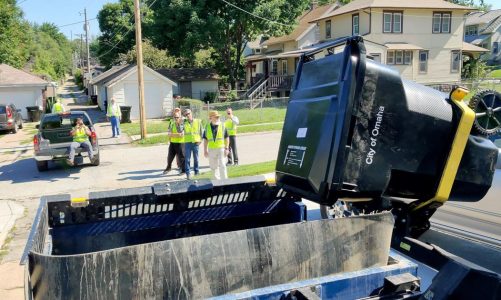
[121, 120, 168, 136]
[464, 81, 501, 101]
[135, 134, 169, 145]
[238, 122, 283, 134]
[230, 107, 286, 125]
[196, 160, 276, 179]
[488, 69, 501, 78]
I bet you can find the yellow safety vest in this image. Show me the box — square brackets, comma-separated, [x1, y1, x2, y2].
[184, 118, 201, 143]
[73, 126, 88, 143]
[169, 121, 184, 143]
[224, 118, 237, 136]
[206, 123, 225, 149]
[107, 103, 121, 117]
[53, 102, 63, 113]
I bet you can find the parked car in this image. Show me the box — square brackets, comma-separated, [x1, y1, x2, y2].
[0, 103, 23, 133]
[33, 111, 100, 171]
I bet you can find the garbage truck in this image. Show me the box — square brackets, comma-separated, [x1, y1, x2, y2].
[22, 36, 501, 299]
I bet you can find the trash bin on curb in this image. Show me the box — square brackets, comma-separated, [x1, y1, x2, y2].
[91, 95, 98, 105]
[120, 106, 132, 123]
[26, 106, 42, 122]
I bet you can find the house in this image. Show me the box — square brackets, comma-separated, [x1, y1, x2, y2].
[310, 0, 489, 85]
[90, 64, 177, 120]
[244, 4, 337, 98]
[465, 9, 501, 65]
[155, 68, 220, 100]
[0, 64, 48, 119]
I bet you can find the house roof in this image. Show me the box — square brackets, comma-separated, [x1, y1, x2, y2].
[263, 4, 337, 46]
[465, 9, 501, 33]
[105, 65, 177, 88]
[0, 64, 48, 87]
[464, 34, 490, 45]
[90, 64, 133, 86]
[385, 43, 423, 50]
[155, 68, 220, 82]
[311, 0, 475, 22]
[462, 42, 489, 53]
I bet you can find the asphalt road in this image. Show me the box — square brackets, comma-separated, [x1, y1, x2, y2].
[0, 131, 282, 200]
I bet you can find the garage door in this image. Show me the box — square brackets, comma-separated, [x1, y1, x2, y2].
[123, 83, 164, 119]
[0, 90, 37, 119]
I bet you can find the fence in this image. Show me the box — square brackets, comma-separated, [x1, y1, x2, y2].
[426, 78, 501, 94]
[175, 97, 289, 125]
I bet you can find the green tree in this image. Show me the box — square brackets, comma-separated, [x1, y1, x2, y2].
[150, 0, 310, 88]
[0, 0, 32, 68]
[117, 40, 177, 68]
[96, 0, 154, 67]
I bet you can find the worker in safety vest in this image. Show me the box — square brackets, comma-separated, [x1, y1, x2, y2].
[106, 98, 122, 138]
[183, 108, 202, 180]
[51, 99, 65, 113]
[67, 117, 95, 166]
[163, 111, 186, 175]
[224, 107, 239, 165]
[203, 111, 229, 180]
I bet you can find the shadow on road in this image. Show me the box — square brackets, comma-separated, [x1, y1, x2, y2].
[0, 158, 86, 183]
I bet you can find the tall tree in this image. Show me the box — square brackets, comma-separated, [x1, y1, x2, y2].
[150, 0, 310, 88]
[117, 40, 178, 68]
[96, 0, 154, 68]
[0, 0, 32, 68]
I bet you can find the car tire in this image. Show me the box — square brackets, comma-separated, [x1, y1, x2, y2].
[91, 154, 100, 166]
[36, 160, 48, 172]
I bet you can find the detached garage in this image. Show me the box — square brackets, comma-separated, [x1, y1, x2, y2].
[0, 64, 48, 119]
[91, 64, 176, 119]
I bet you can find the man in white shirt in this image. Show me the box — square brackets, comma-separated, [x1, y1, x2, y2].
[107, 98, 122, 138]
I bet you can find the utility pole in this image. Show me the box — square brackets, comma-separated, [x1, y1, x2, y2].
[134, 0, 147, 139]
[84, 8, 92, 85]
[80, 34, 84, 69]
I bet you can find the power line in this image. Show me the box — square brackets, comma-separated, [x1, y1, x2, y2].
[219, 0, 295, 28]
[97, 0, 160, 60]
[57, 18, 97, 28]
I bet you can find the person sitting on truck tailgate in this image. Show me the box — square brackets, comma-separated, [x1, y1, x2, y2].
[107, 98, 121, 138]
[163, 111, 186, 175]
[51, 99, 65, 113]
[183, 108, 202, 179]
[203, 111, 229, 180]
[67, 117, 95, 166]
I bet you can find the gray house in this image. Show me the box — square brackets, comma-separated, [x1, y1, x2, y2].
[465, 9, 501, 65]
[155, 68, 219, 100]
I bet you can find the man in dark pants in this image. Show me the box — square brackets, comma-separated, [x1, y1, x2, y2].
[224, 107, 239, 165]
[163, 112, 185, 175]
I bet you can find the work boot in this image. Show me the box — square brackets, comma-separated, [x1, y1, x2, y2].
[186, 173, 191, 180]
[66, 159, 74, 166]
[162, 168, 171, 175]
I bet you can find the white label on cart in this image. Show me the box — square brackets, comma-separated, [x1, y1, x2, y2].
[284, 145, 307, 168]
[296, 127, 307, 138]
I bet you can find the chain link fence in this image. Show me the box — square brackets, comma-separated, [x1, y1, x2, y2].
[175, 97, 289, 125]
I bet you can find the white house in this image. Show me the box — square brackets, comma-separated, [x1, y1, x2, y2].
[90, 64, 177, 119]
[155, 68, 220, 100]
[0, 64, 48, 119]
[311, 0, 488, 85]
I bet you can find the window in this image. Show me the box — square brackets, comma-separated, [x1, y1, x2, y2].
[395, 50, 403, 64]
[432, 12, 451, 33]
[383, 11, 403, 33]
[493, 42, 499, 54]
[419, 51, 428, 73]
[281, 60, 288, 75]
[326, 20, 331, 39]
[255, 48, 261, 54]
[404, 51, 412, 65]
[386, 50, 412, 65]
[387, 51, 394, 64]
[272, 60, 278, 75]
[451, 50, 460, 73]
[370, 53, 381, 63]
[465, 25, 478, 36]
[352, 14, 359, 35]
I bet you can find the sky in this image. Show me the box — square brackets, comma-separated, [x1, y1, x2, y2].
[18, 0, 118, 40]
[18, 0, 501, 41]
